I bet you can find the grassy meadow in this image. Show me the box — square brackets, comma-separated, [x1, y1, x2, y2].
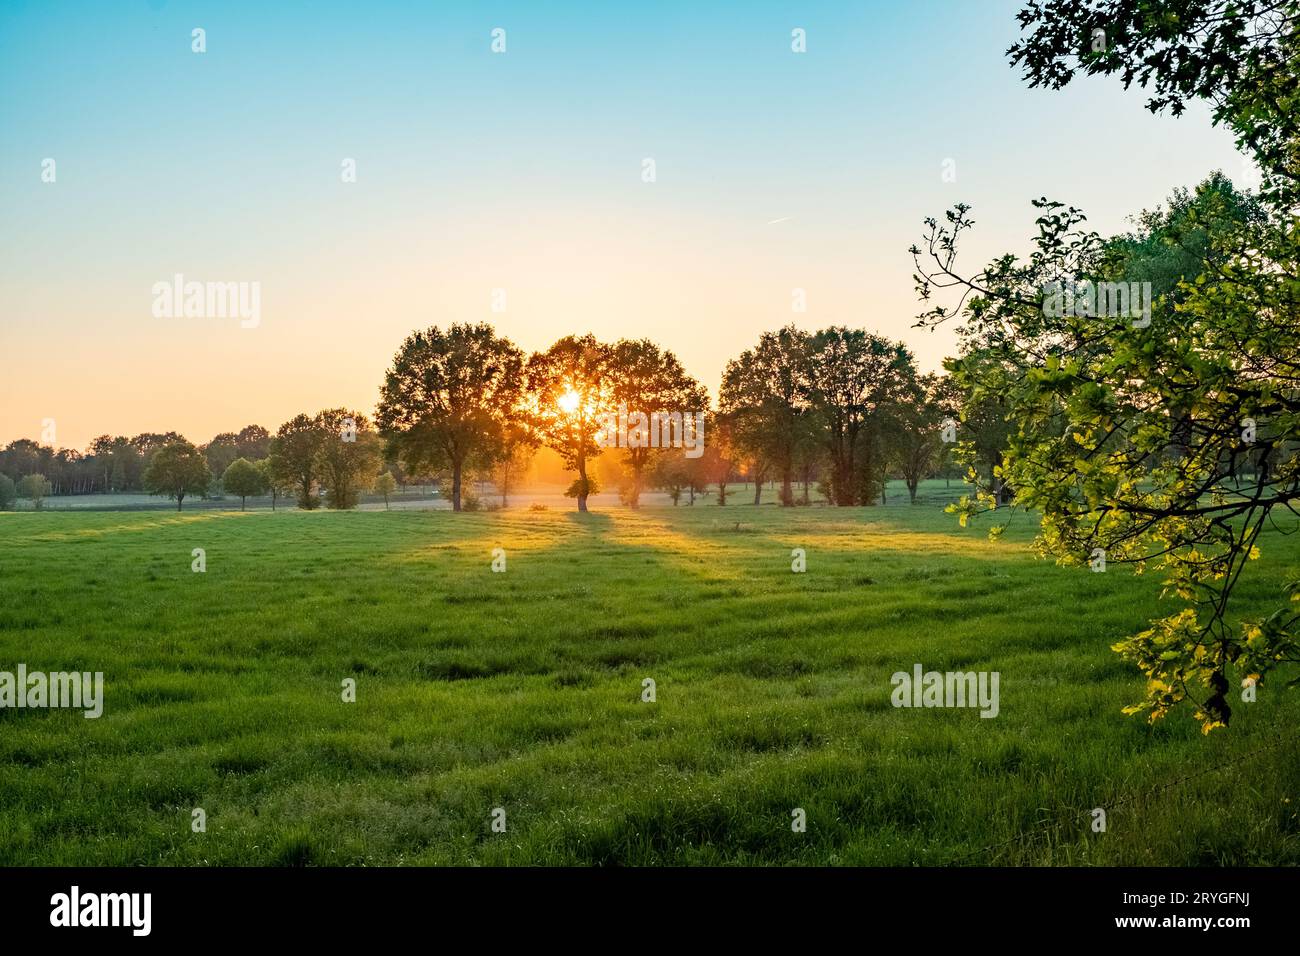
[1, 482, 1298, 866]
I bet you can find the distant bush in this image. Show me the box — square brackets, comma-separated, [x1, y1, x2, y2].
[0, 474, 15, 510]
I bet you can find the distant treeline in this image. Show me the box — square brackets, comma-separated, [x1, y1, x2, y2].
[1, 325, 982, 512]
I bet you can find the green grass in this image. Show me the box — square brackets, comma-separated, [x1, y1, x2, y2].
[1, 482, 1297, 866]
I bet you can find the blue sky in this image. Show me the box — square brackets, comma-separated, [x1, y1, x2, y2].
[0, 0, 1248, 448]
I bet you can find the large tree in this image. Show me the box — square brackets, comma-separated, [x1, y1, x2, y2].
[720, 326, 813, 506]
[235, 424, 271, 460]
[526, 334, 613, 512]
[376, 323, 526, 512]
[203, 433, 241, 484]
[314, 409, 382, 510]
[893, 372, 960, 504]
[910, 0, 1300, 731]
[804, 327, 916, 506]
[142, 441, 211, 511]
[269, 414, 325, 510]
[605, 338, 708, 507]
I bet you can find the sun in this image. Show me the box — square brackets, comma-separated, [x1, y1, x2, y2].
[558, 389, 581, 414]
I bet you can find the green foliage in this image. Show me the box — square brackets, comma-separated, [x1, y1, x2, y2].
[16, 473, 50, 510]
[142, 442, 211, 511]
[0, 474, 15, 510]
[257, 456, 292, 510]
[203, 435, 240, 482]
[314, 409, 381, 510]
[376, 323, 527, 513]
[1009, 0, 1300, 207]
[892, 373, 961, 503]
[221, 458, 266, 510]
[916, 179, 1300, 732]
[720, 326, 815, 506]
[905, 0, 1300, 732]
[805, 327, 917, 505]
[269, 414, 324, 510]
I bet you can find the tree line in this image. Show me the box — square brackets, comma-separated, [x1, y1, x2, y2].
[1, 326, 965, 512]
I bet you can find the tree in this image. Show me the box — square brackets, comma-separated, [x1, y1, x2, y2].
[702, 412, 737, 505]
[0, 474, 15, 510]
[235, 424, 271, 460]
[203, 434, 241, 485]
[270, 414, 324, 510]
[804, 327, 916, 505]
[605, 338, 708, 507]
[257, 457, 292, 512]
[98, 437, 136, 492]
[373, 471, 398, 510]
[315, 409, 382, 510]
[652, 453, 689, 505]
[222, 457, 266, 511]
[1008, 0, 1300, 208]
[377, 323, 527, 512]
[17, 473, 52, 510]
[893, 373, 960, 504]
[720, 327, 812, 506]
[486, 423, 537, 507]
[526, 334, 614, 512]
[913, 0, 1300, 729]
[142, 442, 210, 511]
[2, 440, 43, 481]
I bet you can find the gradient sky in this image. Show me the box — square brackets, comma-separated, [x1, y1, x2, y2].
[0, 0, 1249, 451]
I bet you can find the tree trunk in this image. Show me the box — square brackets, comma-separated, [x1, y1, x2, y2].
[176, 494, 184, 512]
[837, 461, 855, 506]
[241, 496, 247, 511]
[451, 462, 463, 512]
[753, 481, 762, 505]
[576, 457, 589, 512]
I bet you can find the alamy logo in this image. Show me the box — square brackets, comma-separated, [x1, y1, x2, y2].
[890, 663, 999, 718]
[151, 273, 261, 328]
[597, 404, 705, 459]
[0, 665, 103, 718]
[50, 886, 151, 936]
[1042, 279, 1152, 328]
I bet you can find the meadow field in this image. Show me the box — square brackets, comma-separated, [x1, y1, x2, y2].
[1, 485, 1297, 866]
